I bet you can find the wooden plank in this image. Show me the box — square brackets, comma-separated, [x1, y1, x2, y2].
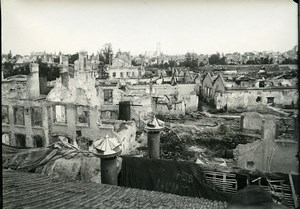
[205, 179, 237, 184]
[204, 172, 236, 177]
[289, 173, 298, 208]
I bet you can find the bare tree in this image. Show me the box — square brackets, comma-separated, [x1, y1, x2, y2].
[100, 43, 113, 65]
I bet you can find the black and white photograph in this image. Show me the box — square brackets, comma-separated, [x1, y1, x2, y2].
[1, 0, 299, 208]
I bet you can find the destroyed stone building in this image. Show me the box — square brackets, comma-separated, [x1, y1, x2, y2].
[2, 0, 299, 207]
[2, 55, 137, 155]
[2, 51, 299, 209]
[200, 68, 298, 111]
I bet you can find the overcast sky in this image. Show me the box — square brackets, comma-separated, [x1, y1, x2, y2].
[1, 0, 298, 56]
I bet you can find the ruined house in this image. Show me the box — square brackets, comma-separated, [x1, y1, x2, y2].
[200, 73, 298, 111]
[2, 63, 50, 147]
[2, 57, 137, 154]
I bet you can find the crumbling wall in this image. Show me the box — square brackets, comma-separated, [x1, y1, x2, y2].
[241, 112, 277, 131]
[154, 84, 198, 113]
[122, 95, 153, 120]
[95, 119, 138, 155]
[235, 139, 298, 173]
[156, 101, 186, 116]
[115, 121, 137, 155]
[215, 88, 298, 110]
[123, 84, 198, 116]
[269, 141, 298, 173]
[235, 114, 298, 173]
[2, 80, 28, 100]
[96, 85, 122, 106]
[47, 71, 99, 107]
[234, 140, 263, 170]
[2, 99, 50, 148]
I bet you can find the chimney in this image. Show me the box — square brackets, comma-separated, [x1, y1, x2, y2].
[27, 63, 40, 99]
[59, 65, 69, 89]
[145, 115, 164, 159]
[93, 134, 122, 185]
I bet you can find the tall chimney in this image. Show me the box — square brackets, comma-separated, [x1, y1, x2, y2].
[59, 65, 69, 89]
[27, 63, 40, 99]
[145, 115, 164, 159]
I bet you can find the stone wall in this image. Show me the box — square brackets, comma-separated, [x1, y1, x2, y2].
[2, 79, 28, 100]
[96, 85, 122, 116]
[235, 113, 298, 173]
[215, 87, 298, 110]
[2, 99, 50, 147]
[241, 112, 277, 131]
[123, 84, 198, 116]
[153, 84, 198, 112]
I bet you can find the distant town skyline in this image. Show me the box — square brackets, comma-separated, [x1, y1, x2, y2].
[2, 0, 298, 56]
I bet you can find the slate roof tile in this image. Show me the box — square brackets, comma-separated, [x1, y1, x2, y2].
[3, 169, 227, 209]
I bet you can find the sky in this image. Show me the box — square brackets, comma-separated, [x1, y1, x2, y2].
[1, 0, 298, 56]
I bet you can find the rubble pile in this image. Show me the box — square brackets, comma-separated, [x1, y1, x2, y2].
[160, 130, 196, 161]
[160, 126, 260, 166]
[2, 142, 101, 183]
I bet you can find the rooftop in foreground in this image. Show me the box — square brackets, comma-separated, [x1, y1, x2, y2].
[3, 169, 227, 209]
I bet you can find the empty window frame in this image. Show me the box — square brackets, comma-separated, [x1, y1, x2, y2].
[256, 96, 262, 103]
[2, 105, 9, 124]
[267, 97, 275, 104]
[15, 133, 26, 147]
[13, 106, 25, 125]
[31, 107, 43, 126]
[120, 72, 124, 78]
[53, 105, 67, 123]
[259, 81, 265, 88]
[2, 133, 10, 145]
[33, 135, 43, 148]
[112, 72, 116, 77]
[76, 106, 89, 124]
[104, 89, 113, 103]
[127, 72, 131, 77]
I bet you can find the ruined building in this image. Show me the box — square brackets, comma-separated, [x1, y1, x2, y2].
[200, 73, 298, 111]
[2, 56, 137, 155]
[2, 63, 49, 147]
[107, 50, 145, 80]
